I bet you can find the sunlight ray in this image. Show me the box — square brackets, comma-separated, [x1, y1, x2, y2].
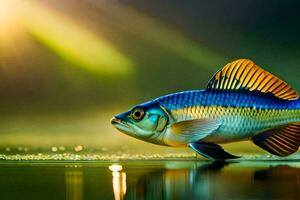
[17, 0, 134, 76]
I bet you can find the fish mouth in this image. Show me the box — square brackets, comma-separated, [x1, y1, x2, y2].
[111, 117, 133, 134]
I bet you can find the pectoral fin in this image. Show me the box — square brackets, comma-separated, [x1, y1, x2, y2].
[168, 118, 221, 144]
[189, 143, 240, 160]
[252, 122, 300, 156]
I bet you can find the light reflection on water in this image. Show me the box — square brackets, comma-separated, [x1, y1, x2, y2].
[109, 164, 127, 200]
[0, 161, 299, 200]
[65, 169, 83, 200]
[110, 162, 300, 200]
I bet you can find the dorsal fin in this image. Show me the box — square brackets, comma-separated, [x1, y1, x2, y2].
[207, 59, 299, 100]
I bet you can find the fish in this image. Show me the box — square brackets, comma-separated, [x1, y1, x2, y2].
[111, 59, 300, 160]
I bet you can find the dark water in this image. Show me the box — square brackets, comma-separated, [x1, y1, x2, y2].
[0, 161, 299, 200]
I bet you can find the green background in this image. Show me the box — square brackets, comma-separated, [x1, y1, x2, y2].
[0, 0, 299, 157]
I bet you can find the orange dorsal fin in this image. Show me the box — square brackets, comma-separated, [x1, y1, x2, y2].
[206, 59, 298, 100]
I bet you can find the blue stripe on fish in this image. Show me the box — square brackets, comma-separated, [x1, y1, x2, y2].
[155, 90, 300, 110]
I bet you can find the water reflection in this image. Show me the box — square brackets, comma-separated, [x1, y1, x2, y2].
[253, 165, 300, 199]
[65, 166, 83, 200]
[109, 164, 127, 200]
[123, 161, 228, 200]
[120, 162, 300, 200]
[0, 161, 298, 200]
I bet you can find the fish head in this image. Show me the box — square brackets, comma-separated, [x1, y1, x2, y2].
[111, 101, 169, 143]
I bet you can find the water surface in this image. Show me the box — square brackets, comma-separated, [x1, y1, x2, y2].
[1, 160, 299, 200]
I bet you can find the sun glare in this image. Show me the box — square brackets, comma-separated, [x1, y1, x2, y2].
[0, 0, 17, 28]
[0, 0, 19, 33]
[0, 0, 22, 52]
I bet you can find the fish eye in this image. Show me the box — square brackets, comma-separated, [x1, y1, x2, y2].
[131, 108, 145, 121]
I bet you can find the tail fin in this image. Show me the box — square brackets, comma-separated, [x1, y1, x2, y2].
[252, 122, 300, 156]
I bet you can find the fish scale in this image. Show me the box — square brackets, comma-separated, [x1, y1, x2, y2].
[157, 90, 300, 143]
[157, 90, 300, 110]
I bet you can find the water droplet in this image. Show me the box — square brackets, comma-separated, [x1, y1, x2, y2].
[74, 145, 83, 152]
[58, 146, 66, 151]
[51, 147, 58, 152]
